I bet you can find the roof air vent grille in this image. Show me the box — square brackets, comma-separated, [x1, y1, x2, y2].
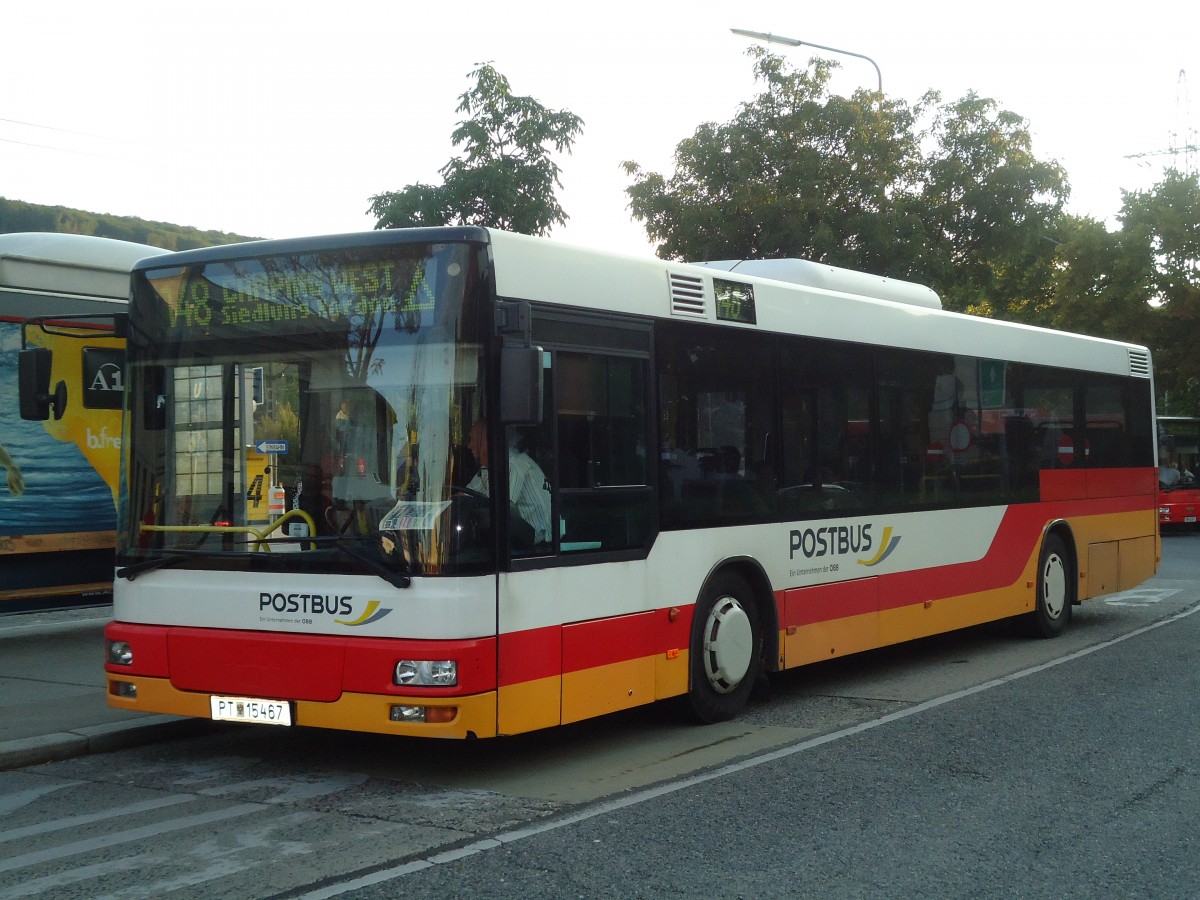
[1128, 348, 1152, 378]
[669, 272, 707, 318]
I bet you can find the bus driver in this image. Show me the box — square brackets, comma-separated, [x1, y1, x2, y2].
[466, 420, 552, 547]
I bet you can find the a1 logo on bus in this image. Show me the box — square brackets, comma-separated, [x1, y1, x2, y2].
[82, 348, 125, 410]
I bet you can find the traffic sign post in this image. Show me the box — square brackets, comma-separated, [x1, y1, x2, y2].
[253, 440, 289, 523]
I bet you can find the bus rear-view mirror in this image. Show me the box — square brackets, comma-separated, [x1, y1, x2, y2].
[18, 347, 67, 421]
[499, 345, 544, 425]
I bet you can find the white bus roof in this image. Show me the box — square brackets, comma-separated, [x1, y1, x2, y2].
[118, 227, 1151, 383]
[692, 258, 942, 309]
[485, 229, 1151, 382]
[0, 232, 167, 305]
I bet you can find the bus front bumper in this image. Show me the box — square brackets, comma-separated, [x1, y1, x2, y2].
[106, 674, 498, 740]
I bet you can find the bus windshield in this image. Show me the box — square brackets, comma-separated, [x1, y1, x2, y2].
[118, 240, 495, 576]
[1157, 417, 1200, 489]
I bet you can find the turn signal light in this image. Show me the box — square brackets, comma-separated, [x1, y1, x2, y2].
[389, 705, 458, 724]
[109, 680, 138, 698]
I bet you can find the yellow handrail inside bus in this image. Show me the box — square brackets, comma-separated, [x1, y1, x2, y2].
[141, 509, 318, 552]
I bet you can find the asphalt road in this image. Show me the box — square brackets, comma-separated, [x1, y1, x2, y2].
[1, 533, 1198, 898]
[373, 590, 1200, 899]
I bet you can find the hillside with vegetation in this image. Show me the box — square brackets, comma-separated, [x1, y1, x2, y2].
[0, 197, 260, 250]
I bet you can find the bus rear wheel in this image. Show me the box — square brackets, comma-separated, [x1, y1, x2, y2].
[686, 573, 762, 724]
[1025, 533, 1073, 638]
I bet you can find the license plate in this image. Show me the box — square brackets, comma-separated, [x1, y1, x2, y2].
[210, 695, 292, 726]
[1187, 516, 1197, 523]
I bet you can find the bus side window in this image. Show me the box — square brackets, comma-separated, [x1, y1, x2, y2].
[658, 327, 775, 524]
[555, 351, 651, 552]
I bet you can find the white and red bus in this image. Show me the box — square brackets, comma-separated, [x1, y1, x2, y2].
[1156, 416, 1200, 528]
[102, 228, 1159, 737]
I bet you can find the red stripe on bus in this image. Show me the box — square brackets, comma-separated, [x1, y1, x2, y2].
[563, 612, 656, 673]
[1040, 466, 1154, 500]
[882, 497, 1147, 613]
[498, 625, 561, 686]
[499, 607, 694, 686]
[783, 578, 877, 628]
[781, 484, 1154, 627]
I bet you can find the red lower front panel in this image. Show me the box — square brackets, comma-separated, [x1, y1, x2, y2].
[107, 623, 498, 699]
[1159, 488, 1200, 526]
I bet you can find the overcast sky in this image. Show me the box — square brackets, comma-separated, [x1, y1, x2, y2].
[3, 0, 1196, 257]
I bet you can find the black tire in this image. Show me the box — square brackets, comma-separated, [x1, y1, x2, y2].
[1025, 533, 1073, 638]
[686, 573, 763, 723]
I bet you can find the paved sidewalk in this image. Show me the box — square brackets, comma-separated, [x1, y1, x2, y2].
[0, 605, 204, 770]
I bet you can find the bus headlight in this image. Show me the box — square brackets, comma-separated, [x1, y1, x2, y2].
[393, 659, 457, 687]
[107, 640, 133, 666]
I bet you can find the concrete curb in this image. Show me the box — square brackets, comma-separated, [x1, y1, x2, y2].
[0, 715, 211, 771]
[0, 615, 112, 641]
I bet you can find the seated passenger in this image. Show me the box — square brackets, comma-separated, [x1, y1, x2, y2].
[1160, 462, 1181, 489]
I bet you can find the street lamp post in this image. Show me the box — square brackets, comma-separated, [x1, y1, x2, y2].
[731, 28, 882, 97]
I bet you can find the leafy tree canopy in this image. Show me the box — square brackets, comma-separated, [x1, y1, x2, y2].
[912, 92, 1067, 317]
[1118, 170, 1200, 411]
[369, 63, 583, 236]
[623, 48, 1069, 315]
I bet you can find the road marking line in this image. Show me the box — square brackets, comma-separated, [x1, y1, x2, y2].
[299, 600, 1200, 898]
[0, 781, 82, 817]
[0, 794, 195, 844]
[0, 803, 264, 875]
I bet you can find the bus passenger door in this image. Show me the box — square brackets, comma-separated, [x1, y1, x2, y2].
[496, 350, 562, 735]
[497, 569, 562, 735]
[496, 312, 656, 734]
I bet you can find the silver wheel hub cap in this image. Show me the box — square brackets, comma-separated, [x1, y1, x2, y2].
[1043, 553, 1067, 619]
[702, 597, 753, 694]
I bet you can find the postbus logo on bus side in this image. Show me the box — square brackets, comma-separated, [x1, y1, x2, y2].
[788, 523, 902, 571]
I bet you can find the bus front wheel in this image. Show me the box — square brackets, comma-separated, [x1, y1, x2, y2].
[1026, 533, 1073, 639]
[686, 573, 762, 724]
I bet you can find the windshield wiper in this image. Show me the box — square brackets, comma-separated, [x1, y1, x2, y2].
[117, 549, 236, 580]
[280, 535, 413, 589]
[118, 537, 412, 589]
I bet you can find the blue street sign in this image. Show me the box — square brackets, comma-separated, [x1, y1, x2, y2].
[255, 440, 289, 454]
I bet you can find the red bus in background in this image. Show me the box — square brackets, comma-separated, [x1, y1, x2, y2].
[1157, 416, 1200, 529]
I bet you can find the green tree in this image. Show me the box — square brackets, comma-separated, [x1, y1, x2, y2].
[1040, 214, 1153, 342]
[1118, 169, 1200, 412]
[623, 48, 925, 269]
[369, 64, 583, 235]
[911, 93, 1067, 316]
[623, 50, 1069, 316]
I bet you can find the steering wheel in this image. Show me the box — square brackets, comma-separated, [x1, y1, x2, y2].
[450, 484, 488, 500]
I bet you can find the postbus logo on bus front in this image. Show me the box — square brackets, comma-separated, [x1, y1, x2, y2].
[257, 593, 393, 626]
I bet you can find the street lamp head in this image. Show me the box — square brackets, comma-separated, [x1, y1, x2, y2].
[730, 28, 804, 48]
[730, 26, 882, 97]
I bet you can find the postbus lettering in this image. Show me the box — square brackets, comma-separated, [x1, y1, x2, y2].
[258, 593, 354, 616]
[789, 524, 873, 560]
